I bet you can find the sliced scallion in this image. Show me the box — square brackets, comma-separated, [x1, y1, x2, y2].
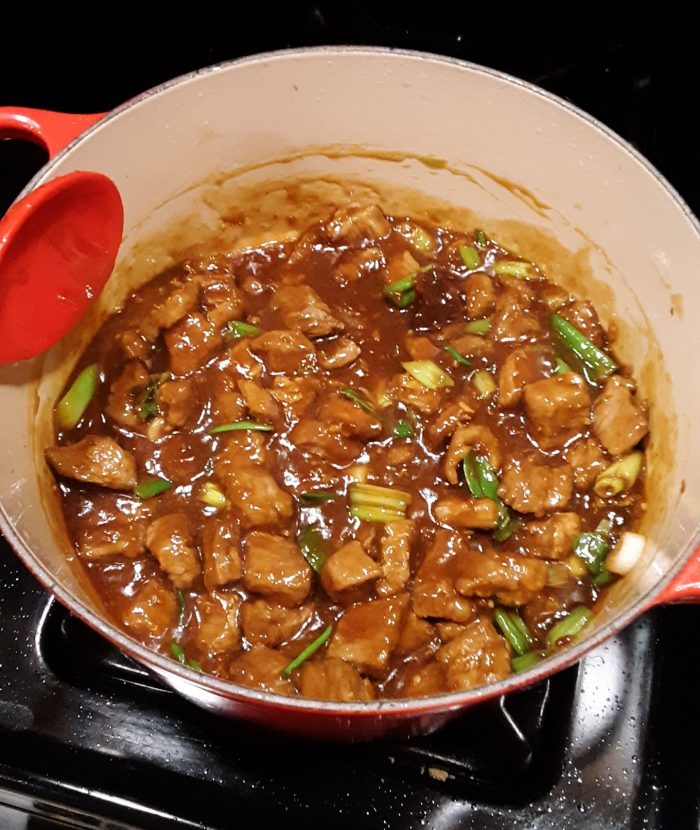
[472, 370, 497, 398]
[554, 357, 573, 376]
[593, 452, 643, 498]
[512, 651, 541, 673]
[409, 225, 433, 253]
[198, 482, 229, 509]
[339, 387, 379, 415]
[573, 518, 612, 575]
[224, 320, 261, 339]
[134, 475, 172, 500]
[137, 372, 170, 422]
[170, 642, 202, 672]
[474, 229, 489, 248]
[300, 490, 339, 505]
[493, 260, 539, 279]
[55, 363, 100, 429]
[465, 317, 492, 335]
[282, 624, 334, 677]
[393, 419, 414, 439]
[296, 522, 328, 573]
[551, 313, 617, 381]
[494, 608, 531, 656]
[209, 420, 274, 434]
[444, 344, 473, 368]
[459, 245, 481, 270]
[546, 607, 592, 647]
[402, 360, 454, 390]
[349, 483, 411, 523]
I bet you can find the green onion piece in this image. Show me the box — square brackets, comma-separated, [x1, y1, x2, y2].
[551, 314, 617, 381]
[554, 357, 573, 376]
[463, 453, 484, 498]
[170, 642, 186, 664]
[393, 419, 414, 439]
[300, 490, 339, 505]
[395, 287, 417, 308]
[472, 370, 497, 398]
[419, 156, 447, 169]
[296, 522, 328, 573]
[474, 229, 488, 248]
[349, 483, 412, 512]
[444, 344, 473, 368]
[459, 245, 481, 270]
[493, 508, 518, 543]
[224, 320, 261, 339]
[573, 518, 612, 575]
[463, 452, 498, 500]
[409, 226, 433, 253]
[402, 360, 454, 390]
[465, 317, 491, 335]
[512, 651, 541, 673]
[494, 609, 531, 656]
[383, 273, 416, 296]
[592, 567, 614, 587]
[137, 372, 170, 423]
[55, 363, 99, 429]
[209, 420, 274, 434]
[134, 475, 172, 500]
[350, 505, 405, 523]
[547, 562, 572, 588]
[282, 624, 334, 677]
[509, 610, 532, 646]
[493, 260, 539, 279]
[198, 482, 229, 509]
[339, 387, 379, 415]
[187, 660, 202, 672]
[593, 451, 643, 498]
[546, 607, 593, 647]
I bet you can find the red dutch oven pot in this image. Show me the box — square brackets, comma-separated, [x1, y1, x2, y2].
[1, 48, 699, 741]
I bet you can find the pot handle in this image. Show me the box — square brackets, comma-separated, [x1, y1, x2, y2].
[0, 107, 105, 159]
[655, 546, 700, 605]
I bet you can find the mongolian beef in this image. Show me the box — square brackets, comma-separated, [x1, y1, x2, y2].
[46, 203, 649, 701]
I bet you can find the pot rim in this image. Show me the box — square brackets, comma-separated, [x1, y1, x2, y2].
[2, 44, 699, 717]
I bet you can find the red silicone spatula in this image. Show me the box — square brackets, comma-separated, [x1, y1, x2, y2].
[0, 171, 123, 364]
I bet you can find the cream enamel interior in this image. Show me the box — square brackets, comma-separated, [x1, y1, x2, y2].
[1, 49, 699, 717]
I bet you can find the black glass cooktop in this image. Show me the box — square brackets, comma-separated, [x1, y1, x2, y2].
[1, 4, 698, 828]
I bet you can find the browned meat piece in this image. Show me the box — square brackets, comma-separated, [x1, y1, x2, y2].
[118, 329, 150, 361]
[412, 530, 475, 622]
[559, 300, 605, 347]
[269, 285, 344, 338]
[318, 337, 361, 370]
[122, 580, 176, 639]
[333, 247, 385, 284]
[318, 395, 383, 441]
[201, 518, 242, 589]
[384, 249, 420, 285]
[436, 617, 510, 691]
[497, 346, 556, 408]
[224, 339, 263, 380]
[465, 272, 496, 318]
[105, 361, 150, 428]
[146, 514, 201, 589]
[565, 437, 608, 489]
[228, 645, 294, 695]
[436, 621, 466, 642]
[448, 334, 496, 362]
[192, 592, 241, 654]
[198, 274, 245, 327]
[46, 436, 137, 490]
[523, 374, 591, 449]
[520, 512, 582, 559]
[389, 372, 445, 415]
[243, 531, 312, 607]
[327, 204, 391, 243]
[78, 521, 146, 560]
[402, 662, 448, 698]
[206, 372, 248, 423]
[157, 378, 195, 428]
[250, 329, 316, 374]
[271, 376, 320, 419]
[164, 312, 222, 376]
[299, 658, 376, 701]
[224, 467, 293, 529]
[492, 277, 542, 342]
[239, 599, 313, 646]
[214, 431, 269, 474]
[321, 540, 382, 600]
[396, 609, 437, 656]
[238, 379, 281, 422]
[157, 433, 207, 485]
[434, 497, 499, 530]
[376, 519, 415, 596]
[539, 282, 571, 312]
[405, 334, 439, 361]
[520, 591, 568, 637]
[498, 454, 574, 517]
[443, 425, 502, 485]
[289, 419, 362, 466]
[455, 547, 548, 605]
[327, 594, 409, 675]
[140, 280, 199, 340]
[425, 399, 474, 449]
[592, 376, 649, 456]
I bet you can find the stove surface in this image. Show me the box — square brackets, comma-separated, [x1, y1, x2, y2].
[0, 5, 698, 828]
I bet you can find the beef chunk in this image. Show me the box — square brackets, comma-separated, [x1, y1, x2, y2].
[425, 399, 475, 449]
[327, 204, 391, 243]
[228, 645, 294, 695]
[465, 272, 496, 318]
[157, 378, 195, 428]
[146, 514, 201, 589]
[592, 376, 649, 456]
[164, 312, 221, 376]
[224, 467, 293, 529]
[140, 281, 199, 340]
[402, 662, 448, 698]
[250, 329, 316, 374]
[78, 521, 145, 560]
[436, 617, 510, 691]
[299, 658, 376, 701]
[105, 361, 150, 428]
[327, 594, 409, 675]
[243, 531, 312, 607]
[192, 592, 241, 654]
[269, 285, 344, 338]
[520, 512, 582, 560]
[498, 454, 574, 517]
[289, 419, 362, 466]
[559, 300, 605, 347]
[46, 436, 137, 490]
[433, 497, 499, 530]
[523, 374, 591, 449]
[318, 395, 383, 441]
[565, 437, 609, 489]
[443, 425, 502, 485]
[412, 530, 475, 622]
[201, 518, 242, 589]
[376, 519, 415, 596]
[321, 540, 382, 599]
[396, 609, 437, 656]
[318, 337, 361, 370]
[238, 379, 281, 423]
[455, 548, 548, 605]
[497, 346, 555, 408]
[271, 376, 320, 419]
[122, 580, 176, 639]
[240, 599, 313, 647]
[492, 277, 542, 342]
